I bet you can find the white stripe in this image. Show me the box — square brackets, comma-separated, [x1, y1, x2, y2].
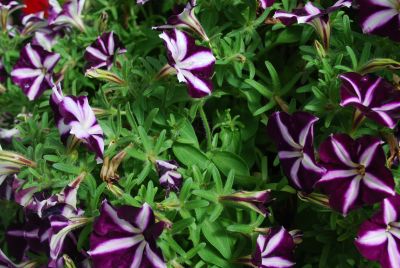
[89, 235, 144, 255]
[362, 9, 398, 33]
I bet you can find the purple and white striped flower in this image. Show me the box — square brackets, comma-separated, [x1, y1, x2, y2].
[273, 0, 352, 48]
[136, 0, 150, 4]
[317, 134, 395, 215]
[358, 0, 400, 42]
[0, 1, 25, 30]
[267, 111, 325, 193]
[152, 0, 209, 41]
[50, 0, 85, 31]
[156, 160, 182, 194]
[88, 200, 167, 268]
[339, 72, 400, 129]
[259, 0, 274, 9]
[159, 29, 215, 98]
[11, 43, 60, 100]
[355, 195, 400, 268]
[84, 31, 127, 70]
[251, 227, 295, 268]
[220, 190, 273, 217]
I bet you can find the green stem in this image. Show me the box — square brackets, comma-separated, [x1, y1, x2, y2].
[199, 103, 212, 150]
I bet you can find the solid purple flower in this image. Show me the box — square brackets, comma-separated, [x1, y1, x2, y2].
[156, 160, 182, 194]
[88, 200, 167, 268]
[50, 0, 85, 31]
[58, 95, 104, 162]
[11, 43, 60, 100]
[358, 0, 400, 42]
[251, 227, 295, 268]
[317, 134, 395, 215]
[220, 190, 273, 217]
[339, 72, 400, 129]
[159, 29, 215, 98]
[273, 0, 352, 47]
[267, 111, 325, 193]
[84, 31, 127, 70]
[355, 195, 400, 268]
[152, 0, 209, 41]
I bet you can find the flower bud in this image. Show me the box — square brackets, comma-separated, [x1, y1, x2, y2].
[219, 190, 274, 216]
[0, 150, 36, 175]
[85, 68, 126, 85]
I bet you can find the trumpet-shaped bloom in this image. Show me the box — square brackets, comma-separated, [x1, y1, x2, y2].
[273, 0, 352, 47]
[220, 190, 273, 217]
[317, 134, 395, 215]
[153, 0, 209, 41]
[358, 0, 400, 42]
[251, 227, 295, 268]
[159, 29, 215, 98]
[50, 0, 85, 31]
[339, 72, 400, 129]
[355, 195, 400, 268]
[88, 200, 166, 268]
[11, 43, 60, 100]
[84, 31, 126, 70]
[267, 111, 325, 193]
[156, 160, 182, 194]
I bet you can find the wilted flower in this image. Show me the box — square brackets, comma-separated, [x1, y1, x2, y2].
[100, 147, 130, 183]
[251, 227, 295, 268]
[259, 0, 274, 9]
[156, 160, 182, 194]
[11, 43, 60, 100]
[339, 72, 400, 129]
[220, 190, 273, 216]
[50, 0, 85, 31]
[355, 195, 400, 268]
[317, 134, 395, 215]
[88, 200, 167, 268]
[358, 0, 400, 42]
[273, 0, 352, 48]
[0, 150, 36, 176]
[153, 0, 209, 41]
[84, 31, 126, 70]
[267, 111, 325, 193]
[159, 29, 215, 98]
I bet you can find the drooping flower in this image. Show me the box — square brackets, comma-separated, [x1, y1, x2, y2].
[58, 95, 104, 162]
[266, 111, 325, 193]
[220, 190, 273, 216]
[152, 0, 209, 41]
[84, 31, 127, 70]
[355, 195, 400, 268]
[358, 0, 400, 42]
[50, 0, 85, 31]
[339, 72, 400, 129]
[0, 1, 25, 31]
[273, 0, 352, 48]
[317, 134, 395, 215]
[156, 160, 182, 194]
[159, 29, 215, 98]
[88, 200, 167, 268]
[251, 227, 295, 268]
[259, 0, 274, 9]
[11, 43, 60, 100]
[0, 150, 36, 176]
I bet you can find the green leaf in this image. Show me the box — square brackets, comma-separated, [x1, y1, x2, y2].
[210, 151, 249, 176]
[173, 143, 209, 169]
[201, 220, 233, 259]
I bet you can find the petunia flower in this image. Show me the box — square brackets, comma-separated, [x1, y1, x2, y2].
[259, 0, 274, 9]
[358, 0, 400, 42]
[50, 0, 85, 31]
[317, 134, 395, 216]
[0, 1, 25, 31]
[251, 227, 295, 268]
[88, 200, 167, 268]
[339, 72, 400, 129]
[273, 0, 352, 48]
[152, 0, 209, 41]
[11, 43, 60, 100]
[355, 195, 400, 268]
[84, 31, 127, 70]
[220, 190, 273, 217]
[159, 29, 215, 98]
[137, 0, 150, 4]
[266, 111, 325, 193]
[156, 160, 182, 194]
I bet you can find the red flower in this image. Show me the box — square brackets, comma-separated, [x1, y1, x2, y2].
[22, 0, 49, 16]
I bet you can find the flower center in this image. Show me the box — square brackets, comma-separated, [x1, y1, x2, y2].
[386, 225, 392, 232]
[356, 165, 366, 176]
